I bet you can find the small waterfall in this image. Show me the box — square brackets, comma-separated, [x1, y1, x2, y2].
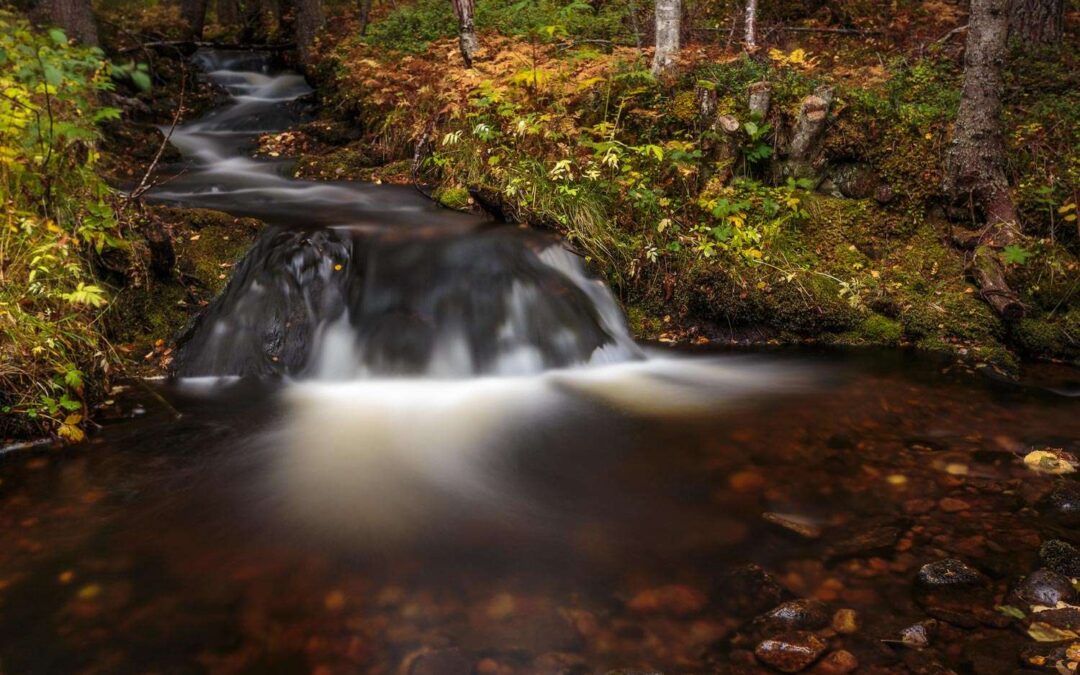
[158, 51, 643, 379]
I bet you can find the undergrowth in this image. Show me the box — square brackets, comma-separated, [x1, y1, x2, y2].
[0, 13, 133, 440]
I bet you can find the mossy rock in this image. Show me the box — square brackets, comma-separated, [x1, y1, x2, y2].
[859, 314, 903, 344]
[433, 186, 471, 210]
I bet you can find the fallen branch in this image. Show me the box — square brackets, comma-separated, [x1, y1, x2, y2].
[117, 40, 295, 55]
[778, 26, 882, 36]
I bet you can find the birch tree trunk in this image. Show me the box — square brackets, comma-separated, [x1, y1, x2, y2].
[651, 0, 680, 77]
[944, 0, 1024, 319]
[451, 0, 478, 67]
[1008, 0, 1063, 44]
[44, 0, 98, 45]
[744, 0, 758, 50]
[181, 0, 210, 39]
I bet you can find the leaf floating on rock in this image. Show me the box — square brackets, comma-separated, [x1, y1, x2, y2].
[1028, 621, 1079, 643]
[1023, 449, 1077, 475]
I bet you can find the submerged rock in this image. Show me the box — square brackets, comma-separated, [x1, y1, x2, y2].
[718, 564, 790, 618]
[1038, 482, 1080, 528]
[809, 650, 859, 675]
[1010, 568, 1077, 608]
[916, 558, 985, 589]
[754, 632, 827, 673]
[1040, 540, 1080, 578]
[627, 585, 708, 617]
[755, 599, 831, 633]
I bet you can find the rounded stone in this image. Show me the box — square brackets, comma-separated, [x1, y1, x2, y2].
[1011, 568, 1077, 608]
[811, 650, 859, 675]
[756, 599, 831, 632]
[1039, 482, 1080, 528]
[1040, 540, 1080, 578]
[754, 631, 827, 673]
[916, 558, 984, 589]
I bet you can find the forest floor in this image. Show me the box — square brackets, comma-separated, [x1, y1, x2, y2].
[264, 1, 1078, 377]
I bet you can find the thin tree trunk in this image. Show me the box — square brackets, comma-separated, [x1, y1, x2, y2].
[1008, 0, 1063, 44]
[44, 0, 99, 46]
[651, 0, 680, 77]
[945, 0, 1024, 319]
[744, 0, 757, 50]
[451, 0, 477, 67]
[358, 0, 373, 35]
[181, 0, 211, 39]
[294, 0, 323, 64]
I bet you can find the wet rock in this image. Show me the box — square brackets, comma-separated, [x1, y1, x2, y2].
[1010, 568, 1077, 608]
[755, 599, 831, 633]
[754, 632, 827, 673]
[763, 512, 823, 539]
[1033, 606, 1080, 631]
[718, 564, 790, 618]
[404, 647, 471, 675]
[916, 559, 985, 589]
[1039, 483, 1080, 528]
[826, 523, 904, 560]
[1040, 540, 1080, 578]
[829, 163, 879, 199]
[627, 585, 707, 617]
[809, 650, 859, 675]
[831, 609, 859, 634]
[898, 620, 938, 649]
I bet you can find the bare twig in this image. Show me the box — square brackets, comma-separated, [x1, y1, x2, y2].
[935, 24, 969, 44]
[778, 26, 882, 36]
[128, 70, 187, 204]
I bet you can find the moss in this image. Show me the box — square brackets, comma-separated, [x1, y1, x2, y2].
[433, 186, 471, 210]
[859, 314, 903, 344]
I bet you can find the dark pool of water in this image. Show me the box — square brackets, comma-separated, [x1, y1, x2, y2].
[0, 351, 1077, 673]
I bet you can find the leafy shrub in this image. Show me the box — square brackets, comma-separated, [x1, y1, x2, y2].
[0, 13, 129, 439]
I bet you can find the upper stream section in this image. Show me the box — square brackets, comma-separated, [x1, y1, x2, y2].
[151, 50, 642, 378]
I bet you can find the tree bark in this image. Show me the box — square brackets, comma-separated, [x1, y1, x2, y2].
[358, 0, 373, 35]
[744, 0, 758, 51]
[217, 0, 239, 28]
[43, 0, 99, 46]
[181, 0, 211, 39]
[451, 0, 477, 67]
[945, 0, 1024, 319]
[294, 0, 323, 64]
[1008, 0, 1063, 44]
[651, 0, 680, 77]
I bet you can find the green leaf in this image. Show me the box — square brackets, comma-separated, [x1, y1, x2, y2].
[92, 107, 122, 123]
[995, 605, 1025, 620]
[1002, 245, 1033, 265]
[59, 394, 82, 412]
[130, 70, 151, 92]
[44, 64, 62, 86]
[48, 28, 68, 45]
[64, 369, 83, 389]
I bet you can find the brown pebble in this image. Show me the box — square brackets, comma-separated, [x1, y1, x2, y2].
[832, 608, 859, 634]
[939, 497, 971, 513]
[810, 650, 859, 675]
[730, 470, 767, 493]
[626, 584, 707, 616]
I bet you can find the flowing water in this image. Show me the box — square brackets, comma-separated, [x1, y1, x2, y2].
[1, 51, 1078, 675]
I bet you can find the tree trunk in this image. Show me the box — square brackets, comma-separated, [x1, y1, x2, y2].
[358, 0, 373, 35]
[451, 0, 477, 67]
[1008, 0, 1063, 44]
[43, 0, 98, 46]
[217, 0, 239, 28]
[945, 0, 1024, 320]
[294, 0, 323, 64]
[651, 0, 680, 77]
[744, 0, 758, 51]
[181, 0, 210, 39]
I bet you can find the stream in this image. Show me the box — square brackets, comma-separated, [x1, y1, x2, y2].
[0, 50, 1078, 675]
